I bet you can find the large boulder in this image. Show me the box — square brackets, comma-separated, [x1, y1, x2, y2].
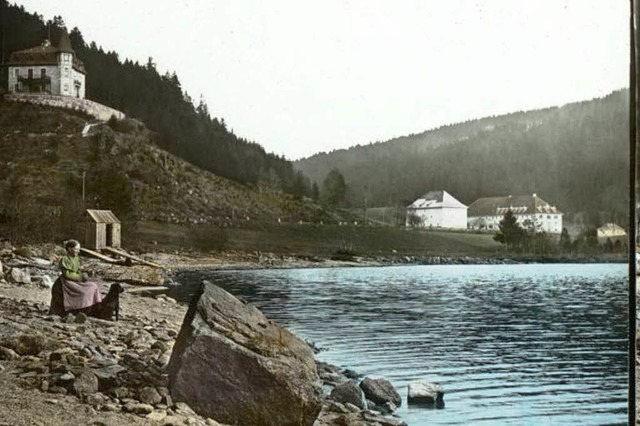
[360, 377, 401, 407]
[168, 281, 322, 426]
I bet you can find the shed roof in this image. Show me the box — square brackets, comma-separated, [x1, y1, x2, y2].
[407, 190, 467, 209]
[468, 194, 561, 217]
[86, 209, 120, 224]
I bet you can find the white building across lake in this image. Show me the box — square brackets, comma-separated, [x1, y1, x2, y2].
[467, 193, 563, 234]
[406, 190, 468, 229]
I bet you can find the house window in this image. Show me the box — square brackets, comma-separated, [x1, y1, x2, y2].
[28, 68, 33, 79]
[14, 69, 19, 78]
[63, 83, 69, 92]
[64, 67, 70, 78]
[14, 84, 19, 92]
[41, 68, 46, 78]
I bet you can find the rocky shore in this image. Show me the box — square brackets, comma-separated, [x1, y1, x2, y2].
[0, 243, 414, 425]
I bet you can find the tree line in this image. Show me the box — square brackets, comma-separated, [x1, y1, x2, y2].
[0, 2, 313, 199]
[296, 90, 629, 228]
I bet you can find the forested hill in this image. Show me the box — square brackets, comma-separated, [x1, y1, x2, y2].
[0, 2, 311, 198]
[296, 90, 629, 225]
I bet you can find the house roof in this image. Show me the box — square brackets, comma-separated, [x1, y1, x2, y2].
[407, 190, 467, 209]
[468, 194, 561, 217]
[86, 209, 120, 224]
[597, 223, 626, 235]
[7, 31, 86, 74]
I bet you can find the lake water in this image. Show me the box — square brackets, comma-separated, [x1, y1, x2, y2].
[174, 263, 628, 426]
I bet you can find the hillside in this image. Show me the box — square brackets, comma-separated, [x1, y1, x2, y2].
[0, 1, 313, 198]
[296, 90, 629, 227]
[0, 99, 325, 243]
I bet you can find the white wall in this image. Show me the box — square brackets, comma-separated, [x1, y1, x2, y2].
[468, 213, 563, 234]
[407, 207, 467, 229]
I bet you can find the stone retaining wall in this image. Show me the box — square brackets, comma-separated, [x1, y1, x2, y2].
[5, 93, 125, 121]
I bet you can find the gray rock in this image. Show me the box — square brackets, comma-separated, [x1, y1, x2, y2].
[74, 313, 88, 324]
[0, 334, 61, 355]
[330, 381, 367, 410]
[72, 371, 99, 396]
[33, 275, 54, 289]
[168, 281, 322, 426]
[0, 346, 20, 360]
[86, 392, 109, 406]
[360, 377, 401, 406]
[407, 380, 444, 405]
[124, 402, 154, 415]
[9, 267, 31, 284]
[94, 365, 126, 390]
[138, 387, 162, 405]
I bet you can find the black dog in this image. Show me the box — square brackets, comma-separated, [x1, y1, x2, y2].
[94, 283, 124, 321]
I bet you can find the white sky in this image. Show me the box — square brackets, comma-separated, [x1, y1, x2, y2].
[15, 0, 629, 160]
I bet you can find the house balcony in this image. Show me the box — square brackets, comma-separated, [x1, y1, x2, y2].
[18, 75, 52, 85]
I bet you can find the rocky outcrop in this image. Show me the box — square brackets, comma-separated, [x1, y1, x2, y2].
[168, 280, 322, 426]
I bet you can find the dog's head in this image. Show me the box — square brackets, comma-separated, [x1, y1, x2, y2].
[108, 283, 125, 295]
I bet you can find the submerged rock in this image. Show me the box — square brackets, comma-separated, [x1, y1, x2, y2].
[407, 380, 444, 406]
[168, 280, 322, 426]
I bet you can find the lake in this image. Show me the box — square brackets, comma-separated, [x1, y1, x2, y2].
[174, 263, 628, 426]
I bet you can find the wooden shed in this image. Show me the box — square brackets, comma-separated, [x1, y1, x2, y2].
[85, 209, 121, 250]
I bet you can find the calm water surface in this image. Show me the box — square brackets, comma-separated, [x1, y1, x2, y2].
[175, 263, 627, 426]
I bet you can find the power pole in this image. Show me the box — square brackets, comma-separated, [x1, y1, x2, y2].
[82, 171, 86, 209]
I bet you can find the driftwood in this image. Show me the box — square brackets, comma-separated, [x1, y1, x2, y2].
[79, 247, 121, 264]
[102, 247, 165, 269]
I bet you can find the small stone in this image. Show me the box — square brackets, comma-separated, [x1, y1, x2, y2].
[48, 386, 68, 395]
[0, 346, 19, 360]
[108, 387, 130, 399]
[138, 387, 162, 405]
[174, 402, 196, 415]
[163, 415, 183, 426]
[63, 314, 76, 324]
[75, 313, 88, 324]
[9, 267, 31, 284]
[45, 399, 59, 405]
[146, 410, 167, 421]
[101, 403, 121, 412]
[151, 341, 167, 351]
[40, 379, 49, 391]
[72, 371, 99, 396]
[86, 392, 108, 406]
[124, 402, 154, 415]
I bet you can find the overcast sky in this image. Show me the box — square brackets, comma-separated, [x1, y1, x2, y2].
[15, 0, 629, 160]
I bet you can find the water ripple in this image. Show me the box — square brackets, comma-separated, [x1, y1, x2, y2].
[175, 263, 627, 426]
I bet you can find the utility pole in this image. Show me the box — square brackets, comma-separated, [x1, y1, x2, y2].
[82, 171, 86, 209]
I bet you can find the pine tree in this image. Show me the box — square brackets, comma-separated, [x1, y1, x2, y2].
[494, 210, 526, 251]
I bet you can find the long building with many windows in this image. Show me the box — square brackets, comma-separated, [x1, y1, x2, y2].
[467, 193, 563, 234]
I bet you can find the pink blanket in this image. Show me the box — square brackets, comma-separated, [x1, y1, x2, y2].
[61, 277, 103, 311]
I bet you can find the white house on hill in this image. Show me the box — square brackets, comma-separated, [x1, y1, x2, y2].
[7, 29, 86, 98]
[406, 190, 468, 229]
[467, 193, 563, 234]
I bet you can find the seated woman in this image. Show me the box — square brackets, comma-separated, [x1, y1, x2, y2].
[50, 239, 103, 316]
